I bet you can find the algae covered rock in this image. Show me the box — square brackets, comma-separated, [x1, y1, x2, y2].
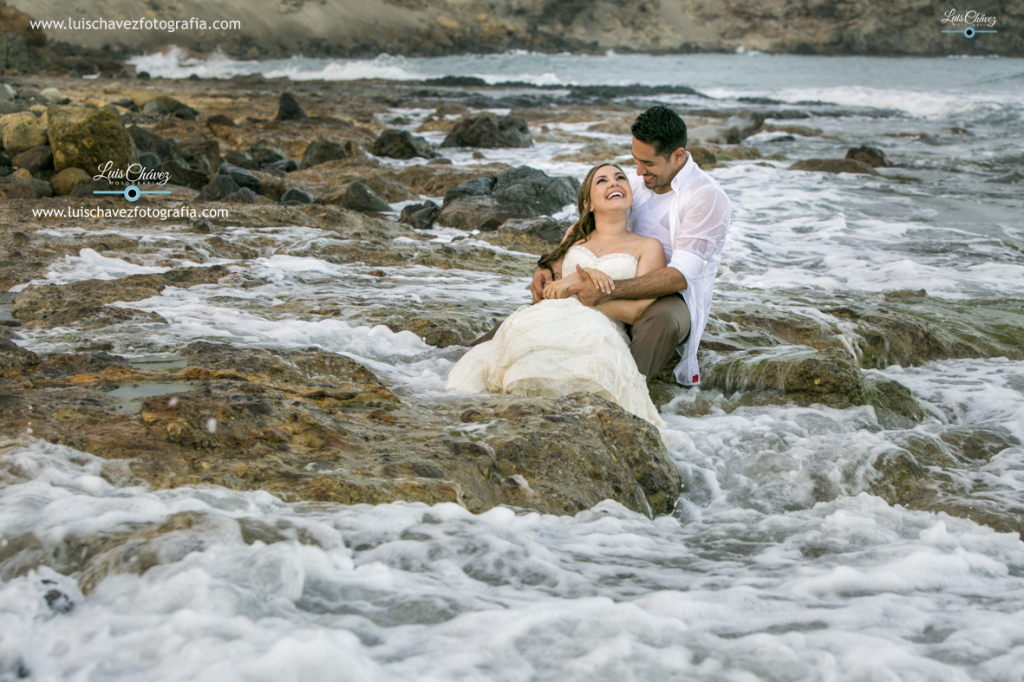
[46, 105, 137, 174]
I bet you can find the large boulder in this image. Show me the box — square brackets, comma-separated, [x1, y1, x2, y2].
[46, 105, 137, 175]
[371, 129, 437, 159]
[0, 111, 47, 156]
[439, 166, 579, 231]
[441, 114, 533, 149]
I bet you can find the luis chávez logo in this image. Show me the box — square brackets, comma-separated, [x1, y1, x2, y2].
[941, 8, 998, 38]
[92, 160, 172, 201]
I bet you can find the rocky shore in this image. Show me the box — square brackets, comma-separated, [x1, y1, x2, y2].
[0, 68, 1022, 537]
[4, 0, 1021, 62]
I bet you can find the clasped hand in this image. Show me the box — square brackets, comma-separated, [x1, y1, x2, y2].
[541, 266, 615, 301]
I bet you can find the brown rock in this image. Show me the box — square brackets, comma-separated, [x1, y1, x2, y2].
[12, 144, 52, 174]
[49, 167, 91, 195]
[46, 105, 138, 175]
[0, 111, 47, 156]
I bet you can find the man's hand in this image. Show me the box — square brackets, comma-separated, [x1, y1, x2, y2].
[530, 267, 554, 304]
[567, 265, 611, 307]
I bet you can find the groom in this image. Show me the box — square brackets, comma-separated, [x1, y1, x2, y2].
[533, 105, 732, 386]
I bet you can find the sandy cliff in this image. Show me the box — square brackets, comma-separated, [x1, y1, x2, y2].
[6, 0, 1022, 58]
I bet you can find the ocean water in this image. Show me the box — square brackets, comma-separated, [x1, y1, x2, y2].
[3, 52, 1024, 680]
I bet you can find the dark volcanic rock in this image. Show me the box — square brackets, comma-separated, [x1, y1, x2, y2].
[249, 144, 288, 165]
[371, 129, 437, 159]
[0, 174, 53, 198]
[0, 337, 39, 377]
[196, 175, 240, 201]
[217, 162, 262, 194]
[265, 158, 299, 173]
[280, 187, 315, 206]
[128, 126, 173, 161]
[400, 200, 441, 230]
[340, 182, 391, 212]
[158, 160, 208, 190]
[441, 115, 533, 149]
[299, 138, 356, 169]
[846, 145, 890, 168]
[439, 166, 578, 231]
[223, 187, 260, 204]
[223, 149, 259, 170]
[789, 159, 880, 175]
[171, 138, 221, 176]
[498, 216, 569, 244]
[275, 93, 307, 121]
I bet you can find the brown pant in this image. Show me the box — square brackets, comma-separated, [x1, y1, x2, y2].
[470, 294, 690, 383]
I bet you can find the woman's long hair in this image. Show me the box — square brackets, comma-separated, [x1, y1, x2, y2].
[538, 163, 626, 274]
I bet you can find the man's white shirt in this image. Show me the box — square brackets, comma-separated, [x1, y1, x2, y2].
[627, 151, 732, 386]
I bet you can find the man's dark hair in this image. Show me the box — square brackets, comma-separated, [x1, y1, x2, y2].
[631, 105, 687, 158]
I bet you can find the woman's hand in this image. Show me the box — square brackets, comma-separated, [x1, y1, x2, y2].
[583, 268, 615, 295]
[542, 278, 573, 300]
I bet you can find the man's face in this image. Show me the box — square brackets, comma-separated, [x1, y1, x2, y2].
[631, 138, 686, 194]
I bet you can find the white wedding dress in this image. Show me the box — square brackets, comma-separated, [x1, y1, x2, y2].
[446, 245, 663, 425]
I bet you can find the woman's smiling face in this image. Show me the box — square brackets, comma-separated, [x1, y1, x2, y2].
[588, 165, 633, 213]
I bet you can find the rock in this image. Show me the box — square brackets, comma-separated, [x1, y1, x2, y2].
[0, 182, 34, 199]
[492, 166, 579, 213]
[137, 152, 161, 169]
[275, 93, 307, 121]
[173, 106, 199, 121]
[443, 175, 497, 203]
[299, 137, 356, 169]
[280, 187, 315, 206]
[12, 145, 52, 175]
[11, 266, 228, 322]
[49, 167, 91, 196]
[126, 91, 187, 114]
[399, 200, 440, 230]
[171, 138, 220, 176]
[217, 162, 261, 194]
[142, 99, 169, 116]
[716, 146, 762, 161]
[441, 114, 533, 149]
[46, 105, 137, 175]
[127, 126, 173, 160]
[0, 100, 24, 115]
[249, 144, 288, 165]
[498, 217, 568, 244]
[223, 149, 258, 170]
[846, 145, 889, 167]
[437, 195, 519, 231]
[435, 102, 468, 117]
[38, 88, 61, 105]
[788, 158, 880, 175]
[206, 114, 235, 127]
[0, 174, 53, 197]
[196, 174, 239, 201]
[0, 84, 16, 101]
[689, 112, 765, 145]
[0, 337, 39, 377]
[0, 341, 680, 517]
[0, 111, 47, 156]
[265, 157, 298, 173]
[371, 128, 437, 159]
[0, 33, 49, 74]
[687, 145, 718, 167]
[157, 160, 208, 190]
[340, 182, 390, 212]
[223, 187, 260, 204]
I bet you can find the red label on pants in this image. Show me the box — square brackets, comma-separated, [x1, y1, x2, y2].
[692, 375, 699, 383]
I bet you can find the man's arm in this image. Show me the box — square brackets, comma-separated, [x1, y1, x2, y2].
[568, 266, 686, 307]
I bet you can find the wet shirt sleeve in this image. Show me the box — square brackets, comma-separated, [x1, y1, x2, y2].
[667, 184, 732, 287]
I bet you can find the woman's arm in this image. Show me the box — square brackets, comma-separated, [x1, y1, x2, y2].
[596, 238, 665, 324]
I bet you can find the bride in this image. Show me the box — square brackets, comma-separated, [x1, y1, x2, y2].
[446, 164, 666, 425]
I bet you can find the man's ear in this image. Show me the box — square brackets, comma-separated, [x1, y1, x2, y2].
[671, 147, 687, 166]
